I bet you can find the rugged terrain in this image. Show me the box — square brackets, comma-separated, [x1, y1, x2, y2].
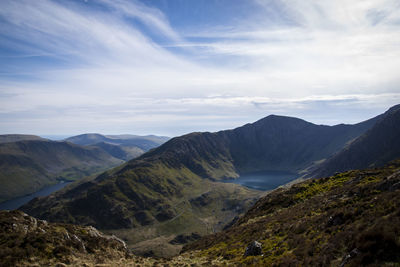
[4, 161, 400, 266]
[20, 108, 389, 257]
[184, 160, 400, 266]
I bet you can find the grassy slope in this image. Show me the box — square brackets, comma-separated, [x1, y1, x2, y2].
[183, 160, 400, 266]
[22, 154, 261, 257]
[0, 140, 123, 202]
[89, 142, 145, 161]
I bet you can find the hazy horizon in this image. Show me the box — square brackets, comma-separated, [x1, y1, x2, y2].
[1, 0, 400, 136]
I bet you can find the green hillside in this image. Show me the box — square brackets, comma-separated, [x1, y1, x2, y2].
[0, 140, 123, 203]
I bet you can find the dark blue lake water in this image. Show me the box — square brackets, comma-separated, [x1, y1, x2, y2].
[224, 171, 298, 191]
[0, 181, 72, 210]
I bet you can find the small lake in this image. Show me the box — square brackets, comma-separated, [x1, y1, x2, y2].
[0, 181, 72, 210]
[224, 171, 298, 191]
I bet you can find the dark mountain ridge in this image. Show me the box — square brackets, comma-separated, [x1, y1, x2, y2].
[224, 114, 381, 173]
[310, 104, 400, 178]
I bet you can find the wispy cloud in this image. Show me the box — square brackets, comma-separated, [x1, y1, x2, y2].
[0, 0, 399, 135]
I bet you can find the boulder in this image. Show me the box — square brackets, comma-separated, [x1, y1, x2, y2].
[244, 241, 262, 257]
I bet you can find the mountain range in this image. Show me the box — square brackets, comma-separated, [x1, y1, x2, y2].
[20, 105, 400, 257]
[65, 133, 169, 160]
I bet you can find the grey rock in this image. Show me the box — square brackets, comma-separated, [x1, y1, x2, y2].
[244, 241, 262, 257]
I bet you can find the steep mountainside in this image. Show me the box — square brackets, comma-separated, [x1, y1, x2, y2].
[0, 134, 46, 143]
[224, 114, 380, 173]
[310, 105, 400, 178]
[184, 160, 400, 266]
[0, 140, 123, 202]
[20, 108, 387, 257]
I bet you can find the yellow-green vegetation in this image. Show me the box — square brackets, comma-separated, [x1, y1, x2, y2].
[294, 171, 353, 200]
[184, 160, 400, 266]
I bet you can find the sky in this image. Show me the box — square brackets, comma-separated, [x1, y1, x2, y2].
[1, 0, 400, 137]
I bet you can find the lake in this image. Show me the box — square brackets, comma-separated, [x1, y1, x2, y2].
[0, 181, 72, 210]
[224, 171, 298, 191]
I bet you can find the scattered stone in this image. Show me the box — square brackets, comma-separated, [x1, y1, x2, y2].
[339, 248, 359, 267]
[243, 241, 262, 257]
[327, 213, 344, 227]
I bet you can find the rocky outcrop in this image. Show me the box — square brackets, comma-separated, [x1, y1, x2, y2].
[0, 210, 129, 266]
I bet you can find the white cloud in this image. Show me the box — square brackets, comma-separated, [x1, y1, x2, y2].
[0, 0, 399, 135]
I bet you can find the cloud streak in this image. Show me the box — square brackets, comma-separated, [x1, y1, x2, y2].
[0, 0, 399, 136]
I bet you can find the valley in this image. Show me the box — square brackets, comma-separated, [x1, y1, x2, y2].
[0, 181, 72, 210]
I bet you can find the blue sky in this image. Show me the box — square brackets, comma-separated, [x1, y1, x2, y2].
[1, 0, 400, 136]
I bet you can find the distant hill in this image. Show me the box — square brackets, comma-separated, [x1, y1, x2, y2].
[183, 160, 400, 266]
[90, 141, 144, 161]
[310, 104, 400, 178]
[0, 140, 123, 203]
[0, 134, 46, 143]
[65, 133, 169, 161]
[66, 133, 169, 151]
[21, 107, 387, 257]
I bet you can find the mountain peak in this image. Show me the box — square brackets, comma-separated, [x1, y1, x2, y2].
[386, 104, 400, 114]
